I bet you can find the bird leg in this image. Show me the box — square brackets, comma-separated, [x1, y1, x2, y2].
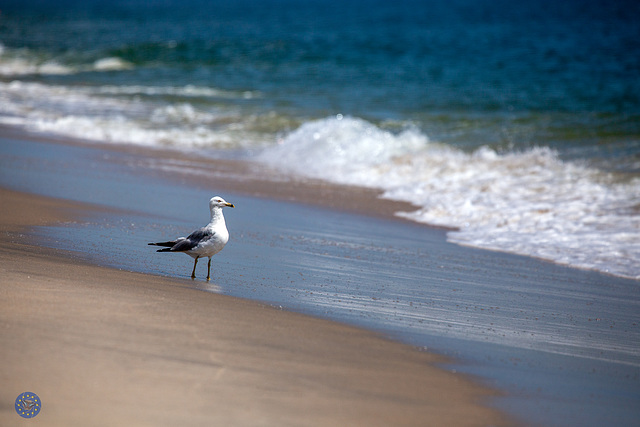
[191, 257, 199, 279]
[207, 257, 212, 281]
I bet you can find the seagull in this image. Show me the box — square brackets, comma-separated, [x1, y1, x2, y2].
[148, 196, 235, 280]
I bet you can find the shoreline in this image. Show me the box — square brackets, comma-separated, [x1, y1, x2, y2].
[0, 125, 448, 229]
[0, 188, 510, 425]
[4, 126, 636, 282]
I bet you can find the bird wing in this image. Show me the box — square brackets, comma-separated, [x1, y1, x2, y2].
[169, 228, 215, 252]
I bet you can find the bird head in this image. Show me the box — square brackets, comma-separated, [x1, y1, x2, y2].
[210, 196, 235, 209]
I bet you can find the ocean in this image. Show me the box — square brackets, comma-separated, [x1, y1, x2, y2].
[1, 0, 639, 278]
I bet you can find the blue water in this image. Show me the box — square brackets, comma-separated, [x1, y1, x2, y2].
[1, 2, 639, 272]
[2, 0, 639, 155]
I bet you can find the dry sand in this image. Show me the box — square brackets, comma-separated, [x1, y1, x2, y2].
[0, 187, 511, 426]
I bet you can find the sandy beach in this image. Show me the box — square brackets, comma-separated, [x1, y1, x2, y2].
[0, 186, 510, 426]
[1, 131, 639, 427]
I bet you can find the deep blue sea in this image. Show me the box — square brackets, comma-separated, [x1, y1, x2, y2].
[1, 0, 639, 277]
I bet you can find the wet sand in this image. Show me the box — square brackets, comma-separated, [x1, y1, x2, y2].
[0, 189, 510, 425]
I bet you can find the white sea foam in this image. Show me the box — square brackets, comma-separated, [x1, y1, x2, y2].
[0, 45, 134, 75]
[93, 57, 133, 71]
[259, 116, 640, 279]
[0, 81, 267, 149]
[92, 84, 260, 99]
[0, 55, 74, 76]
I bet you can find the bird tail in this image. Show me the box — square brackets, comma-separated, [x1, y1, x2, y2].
[148, 241, 176, 252]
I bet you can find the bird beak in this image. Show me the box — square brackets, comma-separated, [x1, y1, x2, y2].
[226, 202, 235, 208]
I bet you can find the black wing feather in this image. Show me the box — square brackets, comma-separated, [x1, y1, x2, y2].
[148, 241, 176, 247]
[151, 228, 215, 253]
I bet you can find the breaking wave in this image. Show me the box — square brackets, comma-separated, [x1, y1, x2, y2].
[259, 116, 640, 279]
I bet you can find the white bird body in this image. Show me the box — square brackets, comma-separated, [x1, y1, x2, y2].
[149, 196, 234, 280]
